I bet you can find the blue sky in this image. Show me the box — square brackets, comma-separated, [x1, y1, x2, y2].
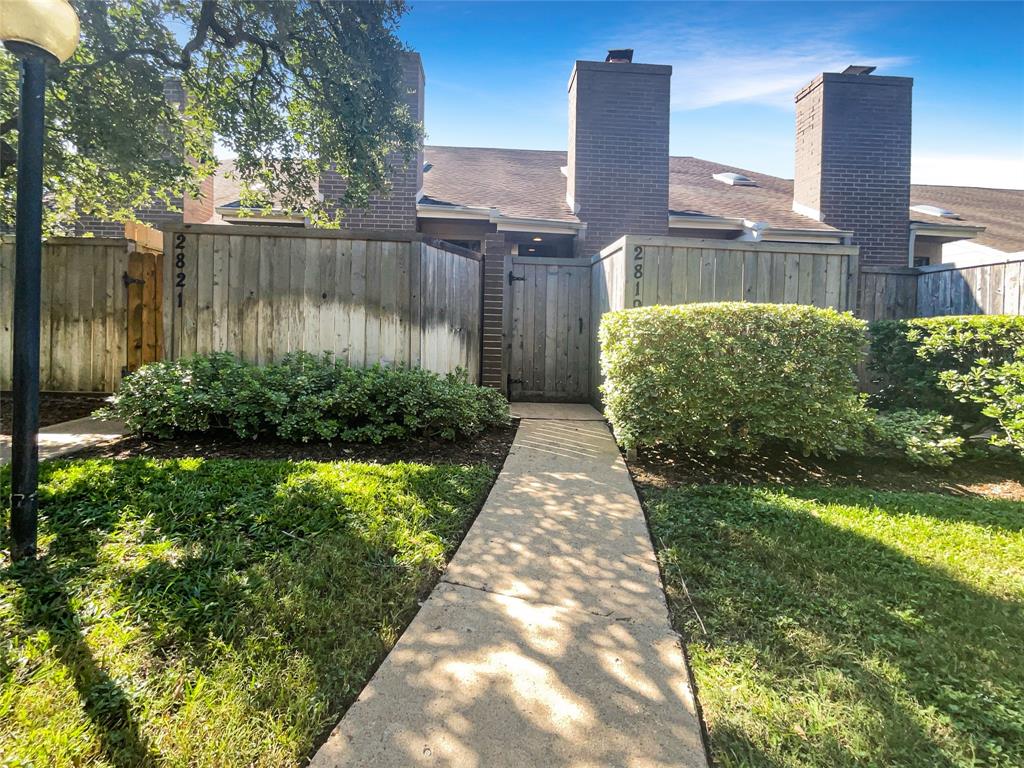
[398, 1, 1024, 188]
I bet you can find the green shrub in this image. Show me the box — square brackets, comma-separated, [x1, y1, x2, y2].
[867, 409, 964, 467]
[867, 316, 1024, 425]
[940, 354, 1024, 454]
[600, 302, 869, 454]
[100, 352, 509, 443]
[97, 352, 259, 438]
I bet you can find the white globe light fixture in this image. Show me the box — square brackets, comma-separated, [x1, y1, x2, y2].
[1, 0, 80, 560]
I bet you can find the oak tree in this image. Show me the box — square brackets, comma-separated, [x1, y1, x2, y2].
[0, 0, 419, 233]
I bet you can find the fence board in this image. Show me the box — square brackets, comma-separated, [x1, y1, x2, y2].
[159, 228, 480, 378]
[0, 237, 142, 391]
[914, 257, 1024, 317]
[589, 236, 863, 404]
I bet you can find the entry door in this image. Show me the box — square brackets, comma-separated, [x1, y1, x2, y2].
[507, 258, 591, 402]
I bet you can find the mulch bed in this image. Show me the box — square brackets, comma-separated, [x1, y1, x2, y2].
[73, 422, 519, 472]
[0, 392, 109, 434]
[627, 443, 1024, 501]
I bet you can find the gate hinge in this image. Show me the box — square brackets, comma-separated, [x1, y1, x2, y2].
[508, 270, 526, 286]
[122, 271, 145, 287]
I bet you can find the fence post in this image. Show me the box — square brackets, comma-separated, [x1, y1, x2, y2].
[481, 233, 506, 390]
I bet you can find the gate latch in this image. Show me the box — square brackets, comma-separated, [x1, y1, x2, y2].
[122, 271, 145, 287]
[508, 270, 525, 286]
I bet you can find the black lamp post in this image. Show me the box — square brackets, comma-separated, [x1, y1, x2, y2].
[1, 0, 80, 560]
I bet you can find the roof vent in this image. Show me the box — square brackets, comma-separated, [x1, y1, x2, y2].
[605, 49, 633, 63]
[911, 204, 961, 219]
[842, 65, 877, 76]
[712, 172, 757, 187]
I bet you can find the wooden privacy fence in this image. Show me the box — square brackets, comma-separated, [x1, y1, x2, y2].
[163, 225, 481, 376]
[588, 236, 860, 402]
[0, 226, 163, 392]
[858, 256, 1024, 320]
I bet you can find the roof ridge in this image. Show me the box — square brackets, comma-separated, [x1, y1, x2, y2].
[425, 144, 567, 155]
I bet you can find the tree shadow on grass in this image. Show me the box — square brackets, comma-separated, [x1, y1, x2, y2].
[3, 559, 160, 767]
[630, 443, 1024, 509]
[649, 484, 1024, 767]
[2, 457, 490, 765]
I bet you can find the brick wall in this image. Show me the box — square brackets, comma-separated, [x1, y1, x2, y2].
[567, 60, 671, 255]
[321, 52, 424, 232]
[480, 233, 507, 390]
[794, 72, 913, 267]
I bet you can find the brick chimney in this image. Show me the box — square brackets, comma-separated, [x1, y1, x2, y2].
[320, 51, 424, 231]
[793, 67, 913, 266]
[162, 79, 215, 225]
[567, 51, 671, 254]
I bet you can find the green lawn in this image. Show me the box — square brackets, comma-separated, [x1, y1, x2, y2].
[647, 483, 1024, 768]
[0, 457, 494, 767]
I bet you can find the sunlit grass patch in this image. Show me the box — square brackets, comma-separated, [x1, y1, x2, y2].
[1, 457, 494, 767]
[648, 484, 1024, 768]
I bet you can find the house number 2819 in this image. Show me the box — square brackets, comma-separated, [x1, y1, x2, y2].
[174, 233, 186, 307]
[632, 245, 644, 306]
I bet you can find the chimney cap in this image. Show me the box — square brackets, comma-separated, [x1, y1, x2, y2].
[606, 48, 634, 63]
[841, 65, 877, 76]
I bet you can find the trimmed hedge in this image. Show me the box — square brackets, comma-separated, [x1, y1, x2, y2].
[600, 303, 868, 454]
[100, 352, 510, 442]
[867, 316, 1024, 426]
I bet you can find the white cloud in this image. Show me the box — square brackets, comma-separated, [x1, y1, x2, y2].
[668, 50, 908, 110]
[606, 10, 908, 110]
[912, 152, 1024, 189]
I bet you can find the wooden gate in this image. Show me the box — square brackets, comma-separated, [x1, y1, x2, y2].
[507, 256, 591, 401]
[0, 230, 163, 392]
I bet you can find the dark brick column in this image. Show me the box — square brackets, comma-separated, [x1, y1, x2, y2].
[794, 71, 913, 267]
[480, 233, 507, 390]
[567, 59, 672, 255]
[320, 52, 424, 231]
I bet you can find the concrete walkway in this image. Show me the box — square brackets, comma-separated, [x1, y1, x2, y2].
[311, 404, 707, 768]
[0, 417, 125, 465]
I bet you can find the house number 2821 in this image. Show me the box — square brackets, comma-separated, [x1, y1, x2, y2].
[174, 233, 186, 307]
[632, 245, 644, 306]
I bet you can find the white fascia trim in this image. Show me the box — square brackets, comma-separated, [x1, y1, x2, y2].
[492, 214, 585, 235]
[416, 203, 584, 235]
[737, 218, 848, 244]
[910, 222, 985, 241]
[668, 214, 744, 230]
[792, 200, 822, 222]
[416, 203, 496, 220]
[758, 231, 848, 244]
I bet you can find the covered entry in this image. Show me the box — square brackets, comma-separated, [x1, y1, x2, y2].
[507, 256, 591, 401]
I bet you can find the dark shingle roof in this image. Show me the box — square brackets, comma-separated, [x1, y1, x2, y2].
[421, 146, 577, 221]
[420, 146, 835, 232]
[211, 147, 1024, 252]
[668, 156, 835, 231]
[909, 185, 1024, 253]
